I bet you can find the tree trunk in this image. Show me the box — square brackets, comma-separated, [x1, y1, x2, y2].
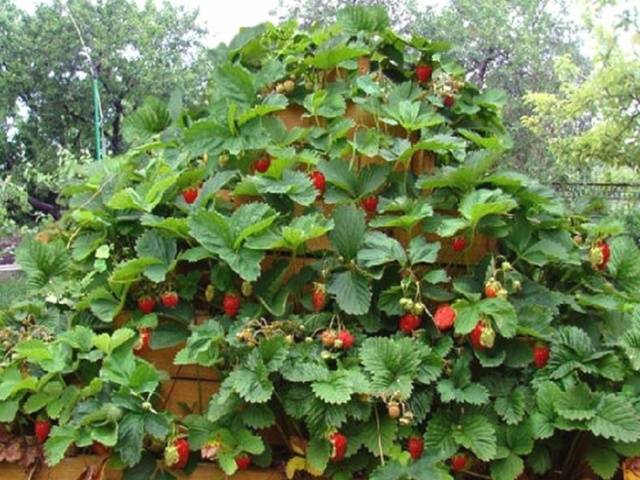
[110, 98, 125, 154]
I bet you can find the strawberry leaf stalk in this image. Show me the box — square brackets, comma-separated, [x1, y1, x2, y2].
[164, 437, 190, 470]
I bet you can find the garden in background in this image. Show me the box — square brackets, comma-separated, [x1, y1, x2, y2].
[0, 1, 639, 479]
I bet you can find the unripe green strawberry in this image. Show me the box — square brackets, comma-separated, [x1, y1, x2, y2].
[241, 281, 253, 297]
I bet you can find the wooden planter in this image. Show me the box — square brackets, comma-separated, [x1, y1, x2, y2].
[0, 455, 285, 479]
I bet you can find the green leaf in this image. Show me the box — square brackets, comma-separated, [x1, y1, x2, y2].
[495, 387, 527, 425]
[490, 453, 524, 480]
[44, 425, 77, 465]
[360, 337, 421, 400]
[586, 445, 619, 480]
[555, 383, 598, 421]
[117, 412, 146, 467]
[307, 438, 331, 473]
[240, 404, 276, 429]
[608, 236, 640, 295]
[408, 237, 441, 265]
[93, 328, 135, 355]
[110, 257, 161, 284]
[227, 351, 274, 403]
[424, 413, 458, 460]
[358, 231, 407, 268]
[589, 395, 640, 443]
[88, 287, 122, 323]
[620, 328, 640, 370]
[15, 239, 69, 289]
[308, 46, 369, 70]
[458, 188, 517, 228]
[250, 170, 317, 206]
[452, 415, 497, 461]
[0, 399, 20, 422]
[122, 453, 157, 480]
[328, 270, 371, 315]
[135, 231, 177, 283]
[212, 63, 256, 105]
[141, 215, 190, 239]
[336, 5, 389, 33]
[329, 204, 366, 260]
[311, 370, 355, 405]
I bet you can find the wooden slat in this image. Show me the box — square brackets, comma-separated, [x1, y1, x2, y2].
[0, 456, 285, 479]
[140, 346, 218, 381]
[157, 379, 219, 417]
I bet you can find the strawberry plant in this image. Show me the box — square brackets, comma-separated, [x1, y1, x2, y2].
[1, 5, 640, 480]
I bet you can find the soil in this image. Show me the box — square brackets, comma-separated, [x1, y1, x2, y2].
[0, 236, 19, 265]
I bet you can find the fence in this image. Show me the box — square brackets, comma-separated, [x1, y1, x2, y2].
[551, 183, 640, 213]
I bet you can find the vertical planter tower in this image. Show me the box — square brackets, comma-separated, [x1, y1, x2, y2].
[2, 5, 640, 480]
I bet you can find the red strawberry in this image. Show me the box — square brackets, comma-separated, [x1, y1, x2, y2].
[415, 64, 433, 83]
[34, 418, 51, 444]
[533, 343, 550, 368]
[407, 436, 424, 460]
[433, 304, 456, 332]
[399, 314, 422, 333]
[361, 195, 378, 214]
[223, 292, 241, 317]
[484, 279, 501, 299]
[91, 442, 109, 456]
[161, 291, 179, 309]
[451, 453, 468, 472]
[470, 320, 495, 350]
[235, 453, 251, 470]
[589, 240, 610, 270]
[336, 330, 355, 350]
[137, 295, 156, 314]
[443, 95, 455, 108]
[134, 328, 151, 355]
[329, 432, 348, 462]
[254, 157, 271, 173]
[309, 171, 326, 194]
[182, 187, 199, 204]
[452, 236, 466, 252]
[164, 437, 190, 470]
[312, 283, 327, 312]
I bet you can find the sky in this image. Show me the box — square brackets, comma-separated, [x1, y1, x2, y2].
[12, 0, 638, 55]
